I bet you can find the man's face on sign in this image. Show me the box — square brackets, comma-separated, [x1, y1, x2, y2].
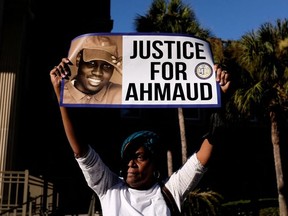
[74, 51, 114, 94]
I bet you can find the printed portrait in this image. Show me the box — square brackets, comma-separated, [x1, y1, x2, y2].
[60, 34, 123, 106]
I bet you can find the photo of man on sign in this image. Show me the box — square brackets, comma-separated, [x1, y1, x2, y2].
[60, 34, 123, 106]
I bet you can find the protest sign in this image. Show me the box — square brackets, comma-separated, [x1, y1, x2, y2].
[60, 33, 221, 108]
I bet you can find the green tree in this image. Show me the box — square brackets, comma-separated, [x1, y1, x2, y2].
[182, 189, 223, 216]
[230, 19, 288, 216]
[134, 0, 211, 38]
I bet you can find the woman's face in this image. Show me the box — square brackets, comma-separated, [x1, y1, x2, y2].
[75, 59, 114, 94]
[124, 146, 156, 190]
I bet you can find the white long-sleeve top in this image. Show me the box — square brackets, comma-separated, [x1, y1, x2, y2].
[76, 145, 207, 216]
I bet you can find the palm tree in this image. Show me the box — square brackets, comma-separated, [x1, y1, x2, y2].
[134, 0, 211, 38]
[181, 189, 223, 216]
[134, 0, 212, 170]
[229, 19, 288, 216]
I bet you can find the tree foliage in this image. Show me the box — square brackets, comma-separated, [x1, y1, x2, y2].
[182, 189, 224, 216]
[232, 19, 288, 118]
[134, 0, 212, 38]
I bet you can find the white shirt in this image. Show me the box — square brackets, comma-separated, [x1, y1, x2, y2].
[76, 145, 207, 216]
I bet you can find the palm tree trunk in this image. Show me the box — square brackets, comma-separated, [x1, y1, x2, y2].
[167, 108, 187, 176]
[167, 150, 173, 177]
[270, 111, 288, 216]
[178, 108, 187, 164]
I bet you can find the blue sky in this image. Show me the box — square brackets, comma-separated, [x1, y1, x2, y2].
[111, 0, 288, 40]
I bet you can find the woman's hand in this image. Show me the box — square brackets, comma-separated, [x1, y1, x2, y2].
[49, 58, 72, 100]
[215, 64, 231, 93]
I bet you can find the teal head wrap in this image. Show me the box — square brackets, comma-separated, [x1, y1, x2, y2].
[121, 130, 160, 159]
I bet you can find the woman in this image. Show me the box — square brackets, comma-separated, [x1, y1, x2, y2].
[50, 59, 230, 215]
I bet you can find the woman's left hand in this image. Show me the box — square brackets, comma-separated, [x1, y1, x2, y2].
[214, 64, 231, 93]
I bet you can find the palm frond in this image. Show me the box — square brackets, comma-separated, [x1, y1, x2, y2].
[182, 189, 224, 216]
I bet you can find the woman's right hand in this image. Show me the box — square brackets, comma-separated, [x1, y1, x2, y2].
[49, 58, 72, 100]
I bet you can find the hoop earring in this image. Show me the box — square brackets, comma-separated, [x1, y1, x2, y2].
[153, 170, 160, 179]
